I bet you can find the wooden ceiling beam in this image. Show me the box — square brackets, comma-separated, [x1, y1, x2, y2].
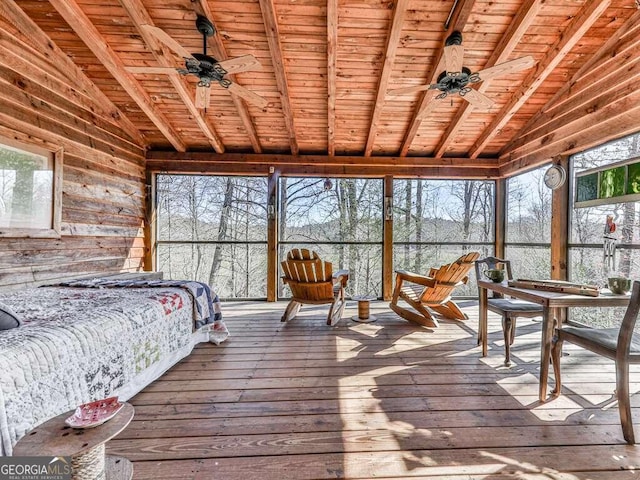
[363, 0, 409, 157]
[327, 0, 337, 157]
[468, 0, 611, 159]
[502, 76, 640, 167]
[193, 0, 262, 153]
[47, 0, 187, 152]
[147, 151, 498, 167]
[118, 0, 224, 154]
[500, 91, 640, 177]
[0, 0, 145, 148]
[147, 152, 500, 179]
[398, 0, 477, 157]
[258, 0, 299, 155]
[503, 54, 640, 160]
[502, 10, 640, 154]
[432, 0, 543, 158]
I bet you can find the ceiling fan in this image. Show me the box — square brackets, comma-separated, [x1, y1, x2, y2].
[389, 31, 536, 111]
[127, 15, 268, 110]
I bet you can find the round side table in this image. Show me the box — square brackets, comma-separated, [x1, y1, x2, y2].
[351, 296, 377, 323]
[14, 402, 134, 480]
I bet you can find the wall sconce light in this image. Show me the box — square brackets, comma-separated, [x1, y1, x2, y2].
[384, 196, 393, 221]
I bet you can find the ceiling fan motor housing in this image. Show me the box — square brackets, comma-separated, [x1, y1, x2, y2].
[435, 67, 475, 94]
[195, 15, 215, 37]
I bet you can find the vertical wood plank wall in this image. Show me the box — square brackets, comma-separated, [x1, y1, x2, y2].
[0, 21, 146, 289]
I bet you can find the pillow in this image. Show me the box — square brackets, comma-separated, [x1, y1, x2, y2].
[0, 303, 22, 330]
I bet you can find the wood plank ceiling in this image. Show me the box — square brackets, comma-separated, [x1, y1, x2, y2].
[5, 0, 640, 175]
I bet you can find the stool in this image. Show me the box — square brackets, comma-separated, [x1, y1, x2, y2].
[351, 296, 377, 323]
[14, 403, 134, 480]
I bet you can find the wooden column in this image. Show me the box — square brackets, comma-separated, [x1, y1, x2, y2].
[383, 175, 394, 301]
[267, 169, 279, 301]
[144, 171, 155, 272]
[550, 156, 570, 280]
[495, 178, 506, 259]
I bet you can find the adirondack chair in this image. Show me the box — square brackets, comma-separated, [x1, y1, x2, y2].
[280, 249, 349, 326]
[389, 252, 480, 328]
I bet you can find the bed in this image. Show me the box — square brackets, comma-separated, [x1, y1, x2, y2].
[0, 279, 227, 456]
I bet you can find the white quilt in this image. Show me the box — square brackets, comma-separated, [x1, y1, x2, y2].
[0, 286, 224, 456]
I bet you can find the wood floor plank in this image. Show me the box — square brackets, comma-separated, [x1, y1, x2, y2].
[113, 301, 640, 479]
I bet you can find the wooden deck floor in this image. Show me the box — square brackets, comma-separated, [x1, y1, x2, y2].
[110, 301, 640, 479]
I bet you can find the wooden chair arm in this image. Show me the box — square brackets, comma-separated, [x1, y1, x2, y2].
[394, 270, 437, 288]
[333, 269, 349, 286]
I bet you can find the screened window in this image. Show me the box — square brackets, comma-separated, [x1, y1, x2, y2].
[0, 138, 60, 237]
[393, 179, 495, 296]
[279, 177, 383, 297]
[156, 175, 268, 299]
[505, 166, 552, 280]
[569, 132, 640, 327]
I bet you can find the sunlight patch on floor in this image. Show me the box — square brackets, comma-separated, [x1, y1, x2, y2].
[376, 330, 471, 356]
[496, 373, 584, 420]
[335, 335, 365, 362]
[480, 451, 582, 479]
[347, 322, 385, 338]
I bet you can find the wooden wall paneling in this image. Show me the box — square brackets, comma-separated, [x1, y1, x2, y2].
[468, 0, 611, 159]
[0, 21, 146, 288]
[383, 175, 393, 301]
[46, 0, 187, 152]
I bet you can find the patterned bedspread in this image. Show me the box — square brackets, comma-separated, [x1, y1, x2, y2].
[54, 278, 223, 329]
[0, 284, 227, 456]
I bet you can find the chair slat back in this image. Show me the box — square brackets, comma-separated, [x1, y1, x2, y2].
[420, 252, 480, 303]
[281, 249, 334, 300]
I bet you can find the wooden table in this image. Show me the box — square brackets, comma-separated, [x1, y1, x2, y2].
[14, 402, 134, 480]
[351, 295, 377, 323]
[478, 280, 630, 402]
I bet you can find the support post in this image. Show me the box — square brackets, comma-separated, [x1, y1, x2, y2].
[495, 178, 506, 260]
[383, 175, 394, 301]
[551, 156, 570, 281]
[267, 169, 279, 301]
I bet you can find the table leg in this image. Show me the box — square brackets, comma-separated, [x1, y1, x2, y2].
[479, 287, 488, 356]
[538, 306, 555, 401]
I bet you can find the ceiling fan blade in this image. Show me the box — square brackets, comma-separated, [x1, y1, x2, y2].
[443, 44, 464, 74]
[388, 84, 436, 96]
[415, 90, 440, 120]
[140, 24, 194, 60]
[195, 85, 211, 109]
[216, 55, 262, 75]
[224, 81, 268, 108]
[126, 66, 176, 75]
[460, 88, 495, 109]
[475, 55, 536, 82]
